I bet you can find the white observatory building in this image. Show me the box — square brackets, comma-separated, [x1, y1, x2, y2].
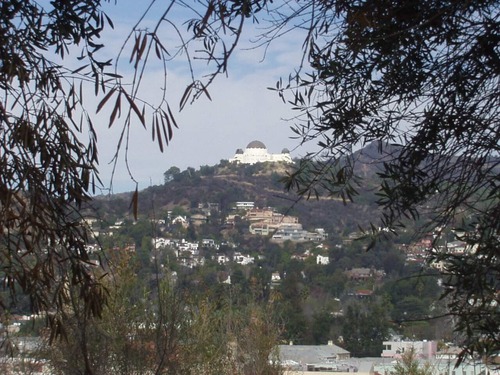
[229, 140, 292, 165]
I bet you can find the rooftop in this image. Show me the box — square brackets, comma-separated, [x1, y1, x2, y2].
[246, 140, 266, 149]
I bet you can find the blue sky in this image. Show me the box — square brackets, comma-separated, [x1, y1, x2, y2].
[89, 1, 317, 193]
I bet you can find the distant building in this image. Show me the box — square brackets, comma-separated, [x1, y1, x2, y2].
[277, 341, 352, 372]
[345, 267, 385, 281]
[246, 208, 299, 224]
[382, 339, 437, 359]
[373, 352, 499, 375]
[215, 254, 230, 264]
[271, 224, 327, 243]
[233, 252, 254, 265]
[247, 208, 299, 235]
[153, 237, 174, 249]
[353, 289, 373, 298]
[201, 239, 217, 247]
[171, 215, 188, 228]
[316, 254, 330, 265]
[271, 223, 305, 241]
[190, 213, 208, 226]
[229, 140, 292, 165]
[234, 201, 255, 210]
[249, 222, 272, 236]
[197, 202, 220, 215]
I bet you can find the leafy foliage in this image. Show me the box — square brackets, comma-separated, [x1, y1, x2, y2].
[261, 0, 499, 360]
[434, 216, 500, 363]
[0, 0, 272, 335]
[341, 300, 390, 357]
[41, 251, 283, 375]
[144, 0, 496, 361]
[392, 347, 433, 375]
[0, 0, 112, 335]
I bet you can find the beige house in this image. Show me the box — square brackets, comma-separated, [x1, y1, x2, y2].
[246, 208, 298, 224]
[247, 208, 299, 235]
[190, 213, 208, 226]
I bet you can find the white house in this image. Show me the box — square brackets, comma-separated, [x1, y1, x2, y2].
[152, 237, 173, 249]
[178, 240, 199, 253]
[202, 239, 217, 247]
[215, 254, 230, 264]
[171, 215, 188, 228]
[316, 254, 330, 265]
[382, 340, 437, 359]
[234, 252, 254, 265]
[234, 201, 255, 210]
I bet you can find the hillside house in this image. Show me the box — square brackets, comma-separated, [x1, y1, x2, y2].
[249, 223, 272, 235]
[178, 240, 199, 254]
[403, 243, 428, 265]
[85, 244, 101, 253]
[224, 214, 238, 226]
[345, 268, 385, 281]
[190, 213, 208, 226]
[353, 289, 373, 298]
[153, 237, 174, 249]
[304, 230, 326, 242]
[246, 208, 299, 224]
[416, 234, 434, 248]
[445, 240, 467, 254]
[316, 254, 330, 265]
[314, 228, 327, 239]
[381, 339, 437, 359]
[234, 201, 255, 210]
[272, 225, 328, 243]
[271, 272, 281, 283]
[234, 252, 254, 265]
[277, 341, 351, 373]
[247, 208, 300, 237]
[82, 217, 99, 226]
[271, 223, 304, 241]
[215, 254, 230, 264]
[201, 238, 217, 248]
[291, 250, 311, 261]
[198, 202, 220, 215]
[171, 215, 188, 228]
[374, 357, 500, 375]
[178, 256, 205, 268]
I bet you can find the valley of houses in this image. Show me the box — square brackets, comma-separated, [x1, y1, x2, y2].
[85, 201, 330, 271]
[2, 327, 498, 375]
[0, 201, 494, 374]
[83, 201, 474, 288]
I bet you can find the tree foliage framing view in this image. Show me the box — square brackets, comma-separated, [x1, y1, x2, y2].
[271, 1, 500, 363]
[0, 0, 498, 367]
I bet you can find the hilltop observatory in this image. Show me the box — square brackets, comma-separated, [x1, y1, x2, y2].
[229, 140, 292, 165]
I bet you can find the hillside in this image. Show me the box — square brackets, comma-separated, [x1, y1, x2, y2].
[15, 142, 457, 363]
[91, 154, 385, 236]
